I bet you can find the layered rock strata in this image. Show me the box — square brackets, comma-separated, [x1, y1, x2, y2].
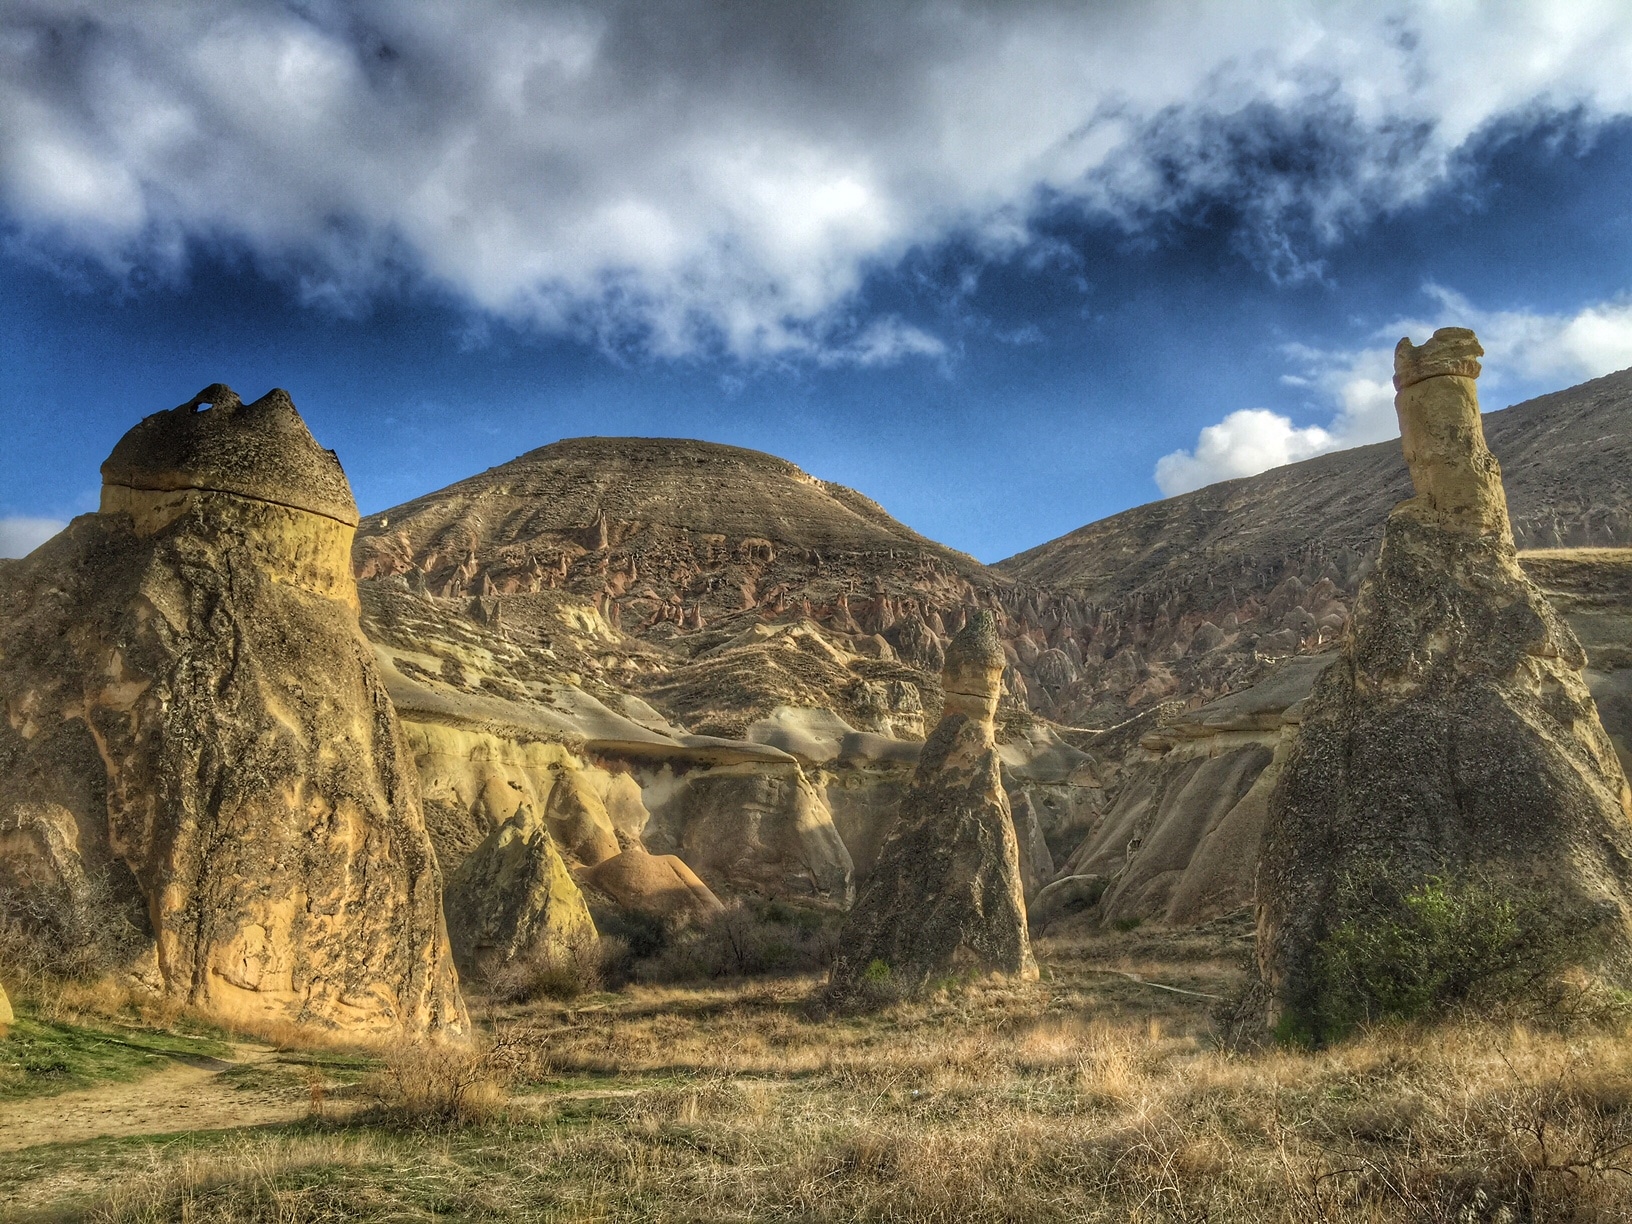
[0, 386, 466, 1036]
[1255, 330, 1632, 1031]
[830, 612, 1037, 992]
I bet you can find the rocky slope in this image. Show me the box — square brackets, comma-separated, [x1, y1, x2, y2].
[996, 367, 1632, 723]
[351, 438, 1101, 915]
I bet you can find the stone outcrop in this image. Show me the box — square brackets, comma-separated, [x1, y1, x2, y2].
[443, 808, 597, 974]
[1255, 330, 1632, 1032]
[0, 386, 466, 1037]
[829, 612, 1037, 992]
[0, 977, 12, 1034]
[1056, 651, 1328, 928]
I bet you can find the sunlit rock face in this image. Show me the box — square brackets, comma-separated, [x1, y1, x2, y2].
[0, 386, 466, 1037]
[829, 612, 1037, 992]
[1255, 331, 1632, 1033]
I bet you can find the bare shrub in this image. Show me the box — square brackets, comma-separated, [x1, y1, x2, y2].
[364, 1032, 525, 1129]
[635, 898, 839, 983]
[482, 932, 610, 1004]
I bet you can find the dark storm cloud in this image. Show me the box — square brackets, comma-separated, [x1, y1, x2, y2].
[5, 1, 1632, 360]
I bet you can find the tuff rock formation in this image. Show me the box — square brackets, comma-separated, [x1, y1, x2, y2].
[1254, 330, 1632, 1033]
[829, 612, 1037, 993]
[443, 808, 597, 975]
[0, 386, 466, 1037]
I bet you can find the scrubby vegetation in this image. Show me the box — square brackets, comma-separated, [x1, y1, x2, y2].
[6, 920, 1632, 1221]
[1302, 869, 1614, 1043]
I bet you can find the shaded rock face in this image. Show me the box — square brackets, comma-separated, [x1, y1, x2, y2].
[1256, 331, 1632, 1030]
[0, 387, 466, 1037]
[831, 613, 1037, 991]
[443, 809, 597, 974]
[641, 761, 855, 905]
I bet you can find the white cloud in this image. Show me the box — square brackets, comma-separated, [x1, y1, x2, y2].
[1154, 287, 1632, 495]
[7, 2, 1632, 359]
[0, 516, 66, 558]
[1155, 410, 1335, 496]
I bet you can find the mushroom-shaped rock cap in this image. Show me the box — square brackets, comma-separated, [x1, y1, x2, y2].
[944, 610, 1005, 675]
[101, 385, 360, 526]
[1393, 327, 1484, 392]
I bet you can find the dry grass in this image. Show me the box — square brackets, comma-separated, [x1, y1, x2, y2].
[14, 924, 1632, 1222]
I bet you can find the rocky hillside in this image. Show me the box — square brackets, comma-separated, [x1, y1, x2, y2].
[994, 366, 1632, 722]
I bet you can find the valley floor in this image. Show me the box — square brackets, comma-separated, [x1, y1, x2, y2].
[5, 921, 1632, 1222]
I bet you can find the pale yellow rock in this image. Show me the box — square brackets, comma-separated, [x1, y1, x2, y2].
[581, 846, 724, 925]
[1391, 328, 1511, 539]
[0, 978, 13, 1032]
[443, 808, 598, 974]
[400, 721, 627, 871]
[0, 385, 466, 1038]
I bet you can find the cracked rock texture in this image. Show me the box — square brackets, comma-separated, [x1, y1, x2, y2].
[830, 612, 1037, 991]
[0, 386, 466, 1037]
[1255, 330, 1632, 1027]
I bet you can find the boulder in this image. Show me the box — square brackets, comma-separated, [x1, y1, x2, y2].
[1255, 330, 1632, 1036]
[443, 808, 597, 974]
[1029, 874, 1111, 932]
[0, 386, 466, 1037]
[829, 612, 1038, 993]
[579, 847, 725, 925]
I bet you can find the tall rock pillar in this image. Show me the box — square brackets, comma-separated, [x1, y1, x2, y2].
[829, 611, 1037, 994]
[0, 385, 467, 1037]
[1254, 329, 1632, 1037]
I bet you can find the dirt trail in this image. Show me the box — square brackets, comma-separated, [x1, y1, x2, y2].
[0, 1045, 308, 1152]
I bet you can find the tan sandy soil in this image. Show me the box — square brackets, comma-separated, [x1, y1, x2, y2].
[0, 1044, 307, 1153]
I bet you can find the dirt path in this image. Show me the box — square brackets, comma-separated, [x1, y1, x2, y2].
[0, 1044, 309, 1152]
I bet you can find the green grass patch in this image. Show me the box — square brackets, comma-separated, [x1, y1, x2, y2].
[0, 1011, 232, 1100]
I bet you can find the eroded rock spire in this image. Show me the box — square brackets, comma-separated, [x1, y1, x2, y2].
[828, 610, 1037, 997]
[1251, 329, 1632, 1040]
[0, 385, 467, 1037]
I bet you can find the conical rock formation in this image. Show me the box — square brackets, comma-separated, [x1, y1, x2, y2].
[0, 386, 466, 1037]
[444, 808, 598, 974]
[1255, 330, 1632, 1036]
[829, 611, 1037, 994]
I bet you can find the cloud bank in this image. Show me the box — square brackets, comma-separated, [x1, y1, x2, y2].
[0, 516, 66, 558]
[8, 2, 1632, 360]
[1154, 287, 1632, 495]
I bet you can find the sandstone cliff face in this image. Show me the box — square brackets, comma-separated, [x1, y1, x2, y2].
[1255, 332, 1632, 1032]
[0, 387, 466, 1037]
[830, 613, 1037, 991]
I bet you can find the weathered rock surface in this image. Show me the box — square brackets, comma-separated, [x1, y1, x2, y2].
[1255, 331, 1632, 1030]
[443, 808, 597, 974]
[830, 613, 1037, 991]
[1057, 651, 1329, 928]
[0, 386, 466, 1037]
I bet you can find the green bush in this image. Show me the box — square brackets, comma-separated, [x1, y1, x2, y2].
[1310, 869, 1573, 1040]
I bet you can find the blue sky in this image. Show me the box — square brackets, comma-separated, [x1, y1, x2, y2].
[5, 3, 1632, 562]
